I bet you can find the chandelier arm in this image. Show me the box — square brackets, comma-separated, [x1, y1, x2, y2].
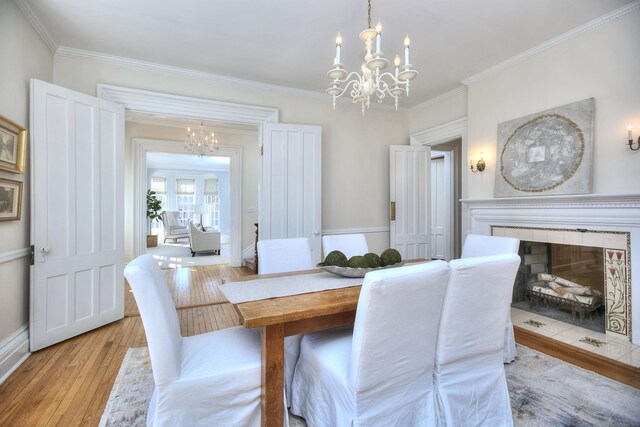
[378, 71, 402, 85]
[330, 78, 362, 101]
[333, 71, 366, 86]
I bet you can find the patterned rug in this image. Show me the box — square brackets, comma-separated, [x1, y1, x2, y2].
[100, 345, 639, 426]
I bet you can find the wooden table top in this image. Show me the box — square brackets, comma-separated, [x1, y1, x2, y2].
[231, 268, 362, 329]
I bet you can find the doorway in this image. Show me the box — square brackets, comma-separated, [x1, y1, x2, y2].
[145, 152, 232, 268]
[430, 139, 462, 260]
[410, 118, 467, 260]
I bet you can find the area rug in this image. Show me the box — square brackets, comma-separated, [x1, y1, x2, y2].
[146, 242, 230, 268]
[100, 345, 639, 426]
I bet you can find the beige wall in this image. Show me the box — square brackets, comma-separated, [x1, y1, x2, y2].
[408, 87, 468, 135]
[124, 122, 260, 259]
[53, 56, 410, 255]
[0, 1, 53, 342]
[466, 9, 640, 199]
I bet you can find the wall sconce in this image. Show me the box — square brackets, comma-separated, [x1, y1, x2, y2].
[628, 123, 639, 151]
[470, 152, 486, 173]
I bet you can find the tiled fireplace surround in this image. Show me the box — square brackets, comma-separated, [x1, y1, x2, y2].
[463, 194, 640, 367]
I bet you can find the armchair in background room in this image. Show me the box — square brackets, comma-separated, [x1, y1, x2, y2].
[188, 221, 221, 256]
[161, 211, 189, 243]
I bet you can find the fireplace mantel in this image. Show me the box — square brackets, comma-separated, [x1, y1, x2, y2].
[461, 193, 639, 344]
[461, 193, 640, 229]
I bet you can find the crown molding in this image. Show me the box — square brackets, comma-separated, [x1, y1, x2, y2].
[14, 0, 58, 53]
[461, 1, 640, 86]
[57, 47, 403, 112]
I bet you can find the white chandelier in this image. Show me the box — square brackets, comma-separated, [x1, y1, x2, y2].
[185, 122, 218, 157]
[326, 0, 418, 114]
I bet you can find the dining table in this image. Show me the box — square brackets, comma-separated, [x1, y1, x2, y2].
[223, 268, 364, 427]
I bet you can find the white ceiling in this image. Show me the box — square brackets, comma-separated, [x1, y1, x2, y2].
[22, 0, 633, 108]
[147, 152, 230, 172]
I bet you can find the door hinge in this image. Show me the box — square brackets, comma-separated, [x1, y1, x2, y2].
[260, 144, 264, 156]
[390, 202, 396, 221]
[30, 245, 35, 265]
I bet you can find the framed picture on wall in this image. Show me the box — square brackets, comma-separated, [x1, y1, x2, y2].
[0, 178, 23, 221]
[0, 115, 27, 174]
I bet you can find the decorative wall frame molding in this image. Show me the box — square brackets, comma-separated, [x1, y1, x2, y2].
[321, 226, 390, 235]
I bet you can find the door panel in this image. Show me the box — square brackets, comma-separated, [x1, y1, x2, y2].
[390, 145, 430, 260]
[30, 79, 124, 351]
[261, 123, 322, 264]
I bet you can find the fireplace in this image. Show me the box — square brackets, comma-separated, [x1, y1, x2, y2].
[462, 194, 639, 344]
[500, 228, 629, 337]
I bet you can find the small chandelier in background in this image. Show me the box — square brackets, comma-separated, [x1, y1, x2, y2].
[326, 0, 418, 114]
[185, 122, 218, 157]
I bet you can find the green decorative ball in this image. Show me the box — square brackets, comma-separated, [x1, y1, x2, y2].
[324, 250, 348, 267]
[380, 248, 402, 266]
[363, 252, 381, 268]
[348, 255, 369, 268]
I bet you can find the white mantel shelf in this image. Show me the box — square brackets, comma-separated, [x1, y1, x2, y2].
[461, 193, 640, 229]
[461, 193, 640, 208]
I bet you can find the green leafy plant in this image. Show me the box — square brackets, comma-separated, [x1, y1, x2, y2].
[146, 189, 163, 235]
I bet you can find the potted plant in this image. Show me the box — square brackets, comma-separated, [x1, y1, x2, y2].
[146, 189, 163, 247]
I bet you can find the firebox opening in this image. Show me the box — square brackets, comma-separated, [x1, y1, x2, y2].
[512, 241, 605, 333]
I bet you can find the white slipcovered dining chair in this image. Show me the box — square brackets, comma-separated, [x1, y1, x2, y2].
[257, 237, 315, 407]
[290, 261, 450, 426]
[257, 237, 315, 275]
[322, 233, 369, 259]
[124, 254, 263, 426]
[461, 233, 520, 363]
[434, 253, 521, 427]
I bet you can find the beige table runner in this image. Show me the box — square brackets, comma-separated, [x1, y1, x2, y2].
[219, 272, 362, 304]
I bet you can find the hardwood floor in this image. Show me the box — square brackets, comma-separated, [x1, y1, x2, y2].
[0, 264, 253, 427]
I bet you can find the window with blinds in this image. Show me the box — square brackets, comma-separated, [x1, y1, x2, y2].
[176, 179, 195, 225]
[150, 176, 167, 210]
[204, 178, 220, 229]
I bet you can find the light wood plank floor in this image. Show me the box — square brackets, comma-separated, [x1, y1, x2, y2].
[0, 264, 254, 427]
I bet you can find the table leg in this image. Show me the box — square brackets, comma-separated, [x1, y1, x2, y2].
[261, 324, 284, 427]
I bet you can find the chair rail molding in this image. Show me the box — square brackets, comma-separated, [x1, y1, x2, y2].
[132, 138, 243, 266]
[0, 247, 30, 265]
[321, 227, 390, 235]
[0, 323, 30, 385]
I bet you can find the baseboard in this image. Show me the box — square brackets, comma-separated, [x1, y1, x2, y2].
[241, 245, 255, 262]
[0, 324, 30, 385]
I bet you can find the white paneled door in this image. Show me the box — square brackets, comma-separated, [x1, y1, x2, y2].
[430, 152, 452, 260]
[389, 145, 430, 260]
[30, 79, 125, 351]
[261, 123, 322, 264]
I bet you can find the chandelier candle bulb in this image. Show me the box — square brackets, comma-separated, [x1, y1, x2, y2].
[394, 55, 400, 77]
[335, 33, 342, 64]
[404, 35, 410, 65]
[375, 21, 382, 54]
[628, 123, 633, 141]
